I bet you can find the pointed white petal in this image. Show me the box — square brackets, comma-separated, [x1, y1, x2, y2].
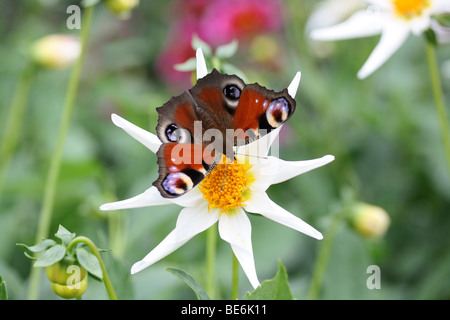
[268, 155, 335, 185]
[100, 186, 171, 211]
[111, 113, 161, 154]
[196, 48, 208, 80]
[357, 24, 409, 79]
[310, 10, 383, 41]
[246, 155, 334, 193]
[170, 186, 205, 208]
[236, 126, 282, 160]
[174, 204, 220, 241]
[131, 229, 185, 274]
[287, 71, 301, 98]
[305, 0, 368, 33]
[131, 204, 219, 274]
[218, 208, 260, 289]
[245, 191, 323, 240]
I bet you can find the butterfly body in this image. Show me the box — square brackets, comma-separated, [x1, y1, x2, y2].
[154, 69, 296, 198]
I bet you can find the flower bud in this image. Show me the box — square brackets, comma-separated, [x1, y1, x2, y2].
[31, 34, 80, 69]
[250, 35, 281, 65]
[46, 257, 88, 299]
[350, 203, 390, 238]
[105, 0, 140, 18]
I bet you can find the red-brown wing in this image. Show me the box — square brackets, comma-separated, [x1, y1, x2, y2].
[153, 143, 217, 198]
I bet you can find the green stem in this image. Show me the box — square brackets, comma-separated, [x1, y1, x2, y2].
[205, 225, 217, 299]
[231, 252, 239, 300]
[67, 236, 118, 300]
[307, 208, 348, 300]
[28, 5, 95, 300]
[0, 63, 36, 203]
[425, 41, 450, 176]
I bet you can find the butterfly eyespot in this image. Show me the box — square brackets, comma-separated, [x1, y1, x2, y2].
[165, 123, 179, 142]
[162, 172, 194, 196]
[266, 97, 290, 128]
[223, 85, 241, 100]
[165, 124, 191, 143]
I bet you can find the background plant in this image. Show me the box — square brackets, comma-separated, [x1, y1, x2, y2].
[0, 0, 449, 299]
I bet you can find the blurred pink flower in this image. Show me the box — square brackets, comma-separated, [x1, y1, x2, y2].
[199, 0, 283, 47]
[156, 0, 284, 87]
[155, 17, 198, 89]
[174, 0, 210, 18]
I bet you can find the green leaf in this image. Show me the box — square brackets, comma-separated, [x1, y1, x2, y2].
[0, 275, 7, 300]
[243, 260, 294, 300]
[434, 13, 450, 28]
[76, 247, 103, 279]
[55, 225, 76, 246]
[191, 34, 212, 57]
[34, 245, 66, 267]
[424, 28, 438, 46]
[173, 57, 197, 72]
[215, 39, 239, 59]
[17, 239, 57, 253]
[166, 268, 210, 300]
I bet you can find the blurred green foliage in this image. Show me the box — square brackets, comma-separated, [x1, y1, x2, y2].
[0, 0, 449, 300]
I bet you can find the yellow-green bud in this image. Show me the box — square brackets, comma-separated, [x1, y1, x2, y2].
[31, 34, 80, 69]
[51, 276, 88, 299]
[105, 0, 139, 18]
[46, 257, 88, 299]
[250, 35, 280, 64]
[351, 203, 390, 238]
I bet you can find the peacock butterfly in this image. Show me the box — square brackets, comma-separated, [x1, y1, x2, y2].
[154, 69, 296, 198]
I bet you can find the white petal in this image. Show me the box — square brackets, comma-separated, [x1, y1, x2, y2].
[99, 186, 171, 211]
[111, 113, 161, 154]
[131, 204, 219, 274]
[430, 0, 450, 14]
[287, 71, 301, 99]
[218, 208, 260, 289]
[196, 48, 208, 80]
[366, 0, 390, 9]
[131, 229, 186, 274]
[245, 191, 323, 240]
[357, 24, 409, 79]
[247, 155, 334, 193]
[305, 0, 367, 32]
[174, 204, 220, 241]
[268, 155, 335, 185]
[236, 126, 282, 159]
[170, 186, 206, 207]
[310, 10, 383, 41]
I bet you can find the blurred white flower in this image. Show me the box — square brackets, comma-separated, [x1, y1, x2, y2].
[31, 34, 80, 69]
[100, 49, 335, 289]
[306, 0, 365, 32]
[310, 0, 450, 78]
[306, 0, 366, 58]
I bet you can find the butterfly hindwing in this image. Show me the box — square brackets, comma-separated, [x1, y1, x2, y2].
[154, 142, 217, 198]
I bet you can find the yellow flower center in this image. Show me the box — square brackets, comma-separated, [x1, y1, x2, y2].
[392, 0, 431, 19]
[199, 157, 254, 216]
